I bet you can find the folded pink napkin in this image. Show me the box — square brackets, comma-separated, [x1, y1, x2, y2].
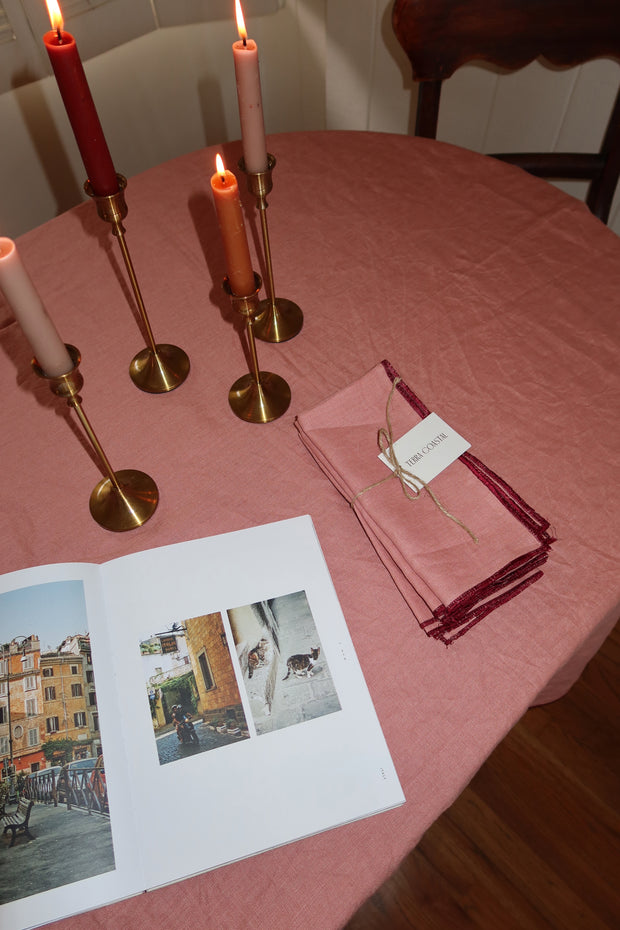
[295, 361, 554, 644]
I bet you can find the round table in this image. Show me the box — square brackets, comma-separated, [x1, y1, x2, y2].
[1, 131, 619, 930]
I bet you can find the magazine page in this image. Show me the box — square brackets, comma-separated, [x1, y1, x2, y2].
[0, 562, 146, 930]
[100, 515, 405, 891]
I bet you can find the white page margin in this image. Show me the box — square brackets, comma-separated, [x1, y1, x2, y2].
[100, 516, 405, 890]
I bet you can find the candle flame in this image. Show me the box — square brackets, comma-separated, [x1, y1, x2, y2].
[45, 0, 64, 32]
[215, 154, 226, 181]
[235, 0, 247, 41]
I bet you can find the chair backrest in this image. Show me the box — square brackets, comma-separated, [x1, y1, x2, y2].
[392, 0, 620, 223]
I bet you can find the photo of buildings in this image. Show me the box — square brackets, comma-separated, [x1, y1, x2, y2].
[141, 612, 249, 766]
[1, 587, 102, 783]
[0, 580, 114, 905]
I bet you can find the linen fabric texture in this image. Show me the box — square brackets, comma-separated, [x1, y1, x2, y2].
[296, 360, 555, 643]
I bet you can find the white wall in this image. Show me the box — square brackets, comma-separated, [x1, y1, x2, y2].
[1, 0, 618, 239]
[0, 0, 327, 238]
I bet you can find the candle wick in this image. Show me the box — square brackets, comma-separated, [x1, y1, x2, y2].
[56, 27, 63, 44]
[219, 173, 226, 184]
[242, 36, 247, 47]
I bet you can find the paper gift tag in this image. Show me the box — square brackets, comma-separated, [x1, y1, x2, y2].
[379, 412, 470, 490]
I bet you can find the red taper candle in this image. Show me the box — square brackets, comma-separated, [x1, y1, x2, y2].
[43, 0, 118, 196]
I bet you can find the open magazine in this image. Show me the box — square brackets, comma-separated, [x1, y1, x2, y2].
[0, 515, 404, 930]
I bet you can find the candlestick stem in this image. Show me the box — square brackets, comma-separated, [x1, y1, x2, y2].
[224, 274, 291, 423]
[239, 155, 303, 343]
[68, 394, 121, 493]
[257, 206, 276, 309]
[246, 311, 262, 387]
[85, 175, 190, 393]
[32, 345, 159, 531]
[112, 221, 158, 355]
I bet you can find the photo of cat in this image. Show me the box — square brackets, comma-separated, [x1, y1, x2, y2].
[247, 638, 269, 679]
[228, 591, 341, 736]
[282, 646, 320, 680]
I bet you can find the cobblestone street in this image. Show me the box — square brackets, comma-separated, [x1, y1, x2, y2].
[0, 801, 114, 905]
[155, 718, 248, 765]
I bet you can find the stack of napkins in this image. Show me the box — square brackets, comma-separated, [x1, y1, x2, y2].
[295, 361, 554, 644]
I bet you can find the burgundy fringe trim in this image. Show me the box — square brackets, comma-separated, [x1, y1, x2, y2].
[381, 359, 555, 643]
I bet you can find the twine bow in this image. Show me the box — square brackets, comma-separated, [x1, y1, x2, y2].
[351, 378, 478, 543]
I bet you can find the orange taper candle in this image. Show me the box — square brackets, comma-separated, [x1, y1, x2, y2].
[210, 154, 255, 297]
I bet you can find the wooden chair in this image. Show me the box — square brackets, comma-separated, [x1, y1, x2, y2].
[392, 0, 620, 223]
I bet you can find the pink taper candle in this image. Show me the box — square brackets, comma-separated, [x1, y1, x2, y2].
[0, 238, 73, 376]
[210, 154, 256, 297]
[233, 0, 268, 173]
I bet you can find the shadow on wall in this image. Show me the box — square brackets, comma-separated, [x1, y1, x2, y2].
[198, 72, 229, 151]
[12, 68, 84, 219]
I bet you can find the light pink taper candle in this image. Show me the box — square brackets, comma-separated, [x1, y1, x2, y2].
[0, 238, 73, 376]
[233, 0, 268, 174]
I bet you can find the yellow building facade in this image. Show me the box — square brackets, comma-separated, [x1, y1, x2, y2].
[40, 653, 96, 760]
[0, 635, 45, 775]
[184, 614, 247, 730]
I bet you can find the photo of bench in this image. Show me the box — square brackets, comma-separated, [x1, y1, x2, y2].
[2, 799, 34, 848]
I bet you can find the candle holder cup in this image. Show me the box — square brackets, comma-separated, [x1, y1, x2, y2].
[85, 174, 190, 393]
[32, 344, 158, 531]
[224, 273, 291, 422]
[239, 155, 303, 343]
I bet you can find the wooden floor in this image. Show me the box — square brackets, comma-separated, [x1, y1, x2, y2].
[344, 621, 620, 930]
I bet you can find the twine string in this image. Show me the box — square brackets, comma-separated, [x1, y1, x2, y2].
[351, 378, 478, 543]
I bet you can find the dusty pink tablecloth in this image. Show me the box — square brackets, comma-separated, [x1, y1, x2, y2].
[1, 131, 619, 929]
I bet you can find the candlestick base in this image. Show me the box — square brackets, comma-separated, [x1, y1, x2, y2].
[129, 343, 191, 393]
[229, 371, 291, 423]
[32, 345, 159, 532]
[239, 155, 303, 343]
[86, 174, 190, 393]
[90, 468, 159, 532]
[253, 297, 304, 343]
[223, 273, 291, 423]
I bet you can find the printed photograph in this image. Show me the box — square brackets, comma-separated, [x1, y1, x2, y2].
[141, 613, 249, 766]
[0, 580, 114, 905]
[228, 590, 341, 736]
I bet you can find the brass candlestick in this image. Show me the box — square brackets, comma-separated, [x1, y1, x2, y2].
[33, 345, 158, 531]
[239, 155, 303, 343]
[85, 174, 190, 393]
[225, 273, 291, 422]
